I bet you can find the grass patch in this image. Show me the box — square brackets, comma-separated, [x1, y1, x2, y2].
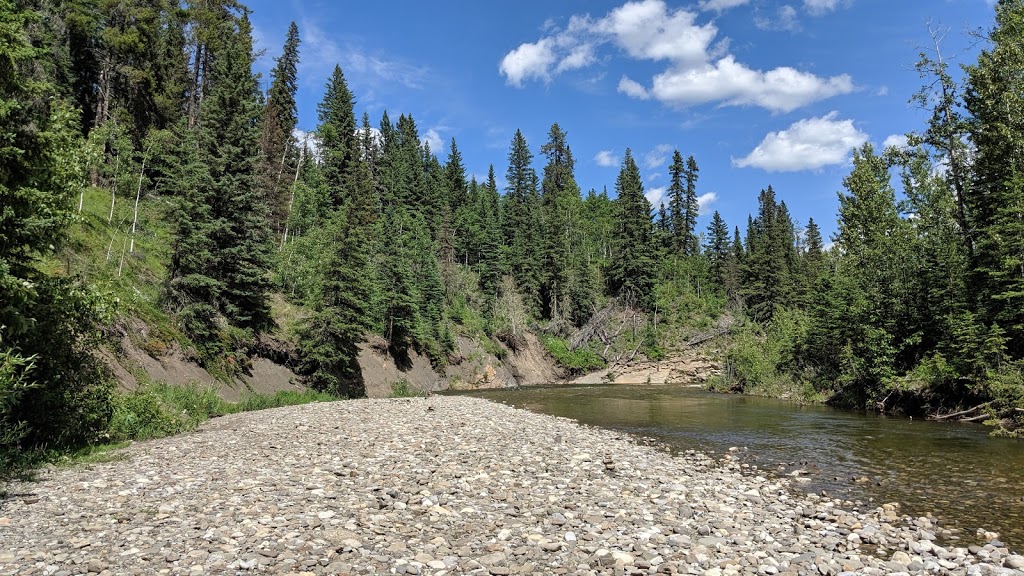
[539, 335, 606, 374]
[107, 383, 337, 443]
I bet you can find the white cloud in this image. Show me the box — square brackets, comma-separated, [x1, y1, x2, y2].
[733, 111, 868, 172]
[421, 128, 444, 154]
[499, 0, 854, 113]
[500, 39, 557, 86]
[595, 150, 620, 167]
[618, 76, 651, 99]
[595, 0, 717, 66]
[699, 0, 751, 12]
[648, 56, 853, 113]
[697, 192, 718, 215]
[883, 134, 909, 150]
[643, 144, 674, 169]
[646, 186, 668, 207]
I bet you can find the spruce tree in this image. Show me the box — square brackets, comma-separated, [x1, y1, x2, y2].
[667, 150, 685, 251]
[539, 123, 584, 321]
[963, 0, 1024, 352]
[318, 65, 357, 206]
[682, 155, 701, 256]
[608, 149, 656, 309]
[167, 13, 272, 343]
[502, 129, 542, 312]
[259, 21, 300, 235]
[705, 210, 730, 288]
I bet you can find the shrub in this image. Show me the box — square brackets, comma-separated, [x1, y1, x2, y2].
[539, 335, 605, 374]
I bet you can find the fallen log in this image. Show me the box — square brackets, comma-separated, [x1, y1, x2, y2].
[929, 402, 991, 421]
[961, 413, 990, 423]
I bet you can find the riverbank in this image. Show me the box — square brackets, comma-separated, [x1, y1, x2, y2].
[1, 397, 1021, 576]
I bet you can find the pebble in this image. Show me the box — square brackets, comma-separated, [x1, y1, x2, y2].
[0, 397, 1020, 576]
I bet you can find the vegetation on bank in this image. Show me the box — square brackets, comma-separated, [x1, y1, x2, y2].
[3, 0, 1024, 483]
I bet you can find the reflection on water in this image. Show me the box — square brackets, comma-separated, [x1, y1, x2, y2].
[458, 385, 1024, 552]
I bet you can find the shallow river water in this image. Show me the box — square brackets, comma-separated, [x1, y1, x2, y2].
[459, 384, 1024, 552]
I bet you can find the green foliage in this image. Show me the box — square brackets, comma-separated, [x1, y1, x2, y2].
[539, 335, 605, 374]
[389, 379, 419, 398]
[717, 308, 816, 400]
[608, 150, 657, 309]
[108, 382, 337, 443]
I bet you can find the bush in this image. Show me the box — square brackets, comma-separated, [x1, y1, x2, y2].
[539, 335, 605, 374]
[390, 379, 420, 398]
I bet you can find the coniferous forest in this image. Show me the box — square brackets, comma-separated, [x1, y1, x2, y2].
[2, 0, 1024, 470]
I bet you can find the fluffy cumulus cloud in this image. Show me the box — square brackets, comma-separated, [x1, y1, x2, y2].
[618, 76, 650, 99]
[500, 0, 854, 113]
[595, 150, 620, 167]
[648, 56, 852, 113]
[421, 128, 444, 154]
[882, 133, 909, 150]
[697, 192, 718, 215]
[645, 186, 668, 207]
[499, 39, 557, 87]
[733, 111, 868, 172]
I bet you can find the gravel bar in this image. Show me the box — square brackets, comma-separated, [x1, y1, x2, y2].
[1, 396, 1022, 576]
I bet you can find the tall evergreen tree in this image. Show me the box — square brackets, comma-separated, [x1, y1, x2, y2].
[705, 210, 730, 288]
[963, 0, 1024, 352]
[318, 65, 356, 207]
[608, 149, 656, 309]
[538, 123, 584, 321]
[682, 155, 701, 256]
[166, 12, 272, 345]
[667, 150, 685, 251]
[258, 21, 300, 235]
[502, 129, 542, 311]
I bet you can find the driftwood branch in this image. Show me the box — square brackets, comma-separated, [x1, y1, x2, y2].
[929, 402, 991, 421]
[961, 414, 989, 423]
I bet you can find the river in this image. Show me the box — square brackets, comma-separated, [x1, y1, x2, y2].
[458, 384, 1024, 552]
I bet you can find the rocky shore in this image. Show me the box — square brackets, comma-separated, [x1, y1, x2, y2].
[1, 397, 1021, 576]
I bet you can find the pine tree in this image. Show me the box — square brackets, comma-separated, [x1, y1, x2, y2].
[166, 12, 272, 344]
[682, 155, 701, 256]
[705, 210, 730, 288]
[742, 186, 797, 322]
[318, 65, 357, 207]
[476, 165, 503, 298]
[963, 0, 1024, 352]
[297, 156, 376, 397]
[667, 150, 685, 251]
[608, 149, 656, 309]
[258, 21, 300, 235]
[539, 123, 584, 321]
[502, 129, 542, 312]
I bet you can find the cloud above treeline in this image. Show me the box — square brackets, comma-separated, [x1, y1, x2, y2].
[733, 111, 867, 172]
[499, 0, 854, 113]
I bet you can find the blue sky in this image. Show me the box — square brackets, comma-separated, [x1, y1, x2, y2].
[247, 0, 994, 239]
